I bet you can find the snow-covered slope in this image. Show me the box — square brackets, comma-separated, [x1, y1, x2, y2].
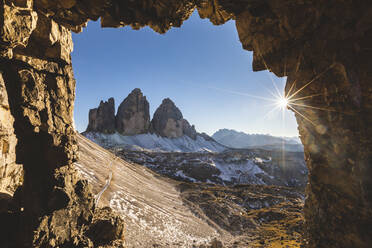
[118, 149, 307, 188]
[83, 131, 226, 153]
[75, 134, 220, 247]
[75, 134, 305, 247]
[212, 129, 298, 148]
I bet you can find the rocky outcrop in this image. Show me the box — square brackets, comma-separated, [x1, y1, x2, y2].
[116, 88, 150, 135]
[87, 94, 198, 140]
[151, 98, 183, 138]
[0, 2, 124, 247]
[182, 119, 197, 140]
[86, 207, 125, 247]
[86, 98, 116, 134]
[0, 74, 22, 194]
[151, 98, 197, 139]
[1, 1, 372, 248]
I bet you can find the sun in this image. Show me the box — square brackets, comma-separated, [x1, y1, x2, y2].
[277, 96, 289, 109]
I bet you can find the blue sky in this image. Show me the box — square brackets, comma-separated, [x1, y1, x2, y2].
[72, 11, 299, 137]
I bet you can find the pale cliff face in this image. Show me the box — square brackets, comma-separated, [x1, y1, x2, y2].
[162, 118, 184, 138]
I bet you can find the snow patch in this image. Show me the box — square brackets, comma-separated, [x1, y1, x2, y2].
[84, 132, 226, 153]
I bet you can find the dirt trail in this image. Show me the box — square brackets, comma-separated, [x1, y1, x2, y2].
[95, 157, 115, 206]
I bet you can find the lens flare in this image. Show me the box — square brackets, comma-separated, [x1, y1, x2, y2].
[277, 96, 289, 109]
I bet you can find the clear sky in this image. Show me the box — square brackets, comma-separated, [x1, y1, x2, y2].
[72, 11, 299, 137]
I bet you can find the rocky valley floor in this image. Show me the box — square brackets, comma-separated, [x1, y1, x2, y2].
[75, 134, 305, 247]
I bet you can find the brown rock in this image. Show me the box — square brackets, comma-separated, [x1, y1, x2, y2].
[182, 119, 197, 140]
[0, 73, 22, 194]
[116, 88, 150, 135]
[86, 98, 116, 134]
[151, 98, 197, 139]
[86, 207, 125, 247]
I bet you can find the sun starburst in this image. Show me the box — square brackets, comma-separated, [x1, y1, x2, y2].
[276, 95, 289, 109]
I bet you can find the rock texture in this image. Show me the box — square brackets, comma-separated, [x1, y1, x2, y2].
[182, 119, 197, 140]
[151, 98, 184, 138]
[0, 0, 371, 248]
[0, 1, 124, 247]
[151, 98, 197, 139]
[116, 88, 150, 135]
[87, 94, 198, 140]
[86, 98, 116, 134]
[0, 74, 22, 194]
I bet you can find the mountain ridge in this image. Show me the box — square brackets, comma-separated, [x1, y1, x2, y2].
[212, 129, 302, 150]
[86, 89, 210, 141]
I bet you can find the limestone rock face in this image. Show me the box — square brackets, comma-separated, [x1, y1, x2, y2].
[182, 119, 197, 140]
[0, 74, 22, 194]
[151, 98, 197, 139]
[151, 98, 183, 138]
[116, 88, 150, 135]
[0, 2, 124, 247]
[86, 98, 116, 134]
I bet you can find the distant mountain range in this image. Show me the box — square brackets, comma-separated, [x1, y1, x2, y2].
[83, 89, 303, 153]
[212, 129, 303, 152]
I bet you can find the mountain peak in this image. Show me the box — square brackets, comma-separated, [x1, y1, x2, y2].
[86, 97, 116, 134]
[130, 88, 143, 95]
[116, 89, 150, 135]
[86, 90, 202, 140]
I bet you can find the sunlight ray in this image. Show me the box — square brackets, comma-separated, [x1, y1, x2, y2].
[290, 93, 322, 101]
[288, 105, 316, 126]
[254, 43, 283, 98]
[288, 64, 335, 101]
[290, 102, 352, 115]
[262, 105, 281, 120]
[285, 79, 297, 99]
[207, 86, 276, 102]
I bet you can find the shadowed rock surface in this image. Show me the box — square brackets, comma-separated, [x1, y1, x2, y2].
[116, 88, 150, 135]
[151, 98, 185, 138]
[87, 98, 116, 134]
[0, 0, 371, 247]
[151, 98, 198, 139]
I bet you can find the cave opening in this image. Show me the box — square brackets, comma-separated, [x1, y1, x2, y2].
[70, 10, 308, 246]
[1, 1, 371, 247]
[72, 12, 300, 141]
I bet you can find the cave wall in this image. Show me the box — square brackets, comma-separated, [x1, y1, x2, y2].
[233, 2, 372, 247]
[0, 72, 22, 194]
[0, 1, 124, 247]
[0, 0, 371, 247]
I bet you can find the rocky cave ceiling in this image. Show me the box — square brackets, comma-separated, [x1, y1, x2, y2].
[0, 0, 372, 247]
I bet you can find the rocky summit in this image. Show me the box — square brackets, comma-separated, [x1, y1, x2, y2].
[86, 90, 199, 140]
[151, 98, 197, 139]
[116, 88, 150, 135]
[86, 98, 116, 134]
